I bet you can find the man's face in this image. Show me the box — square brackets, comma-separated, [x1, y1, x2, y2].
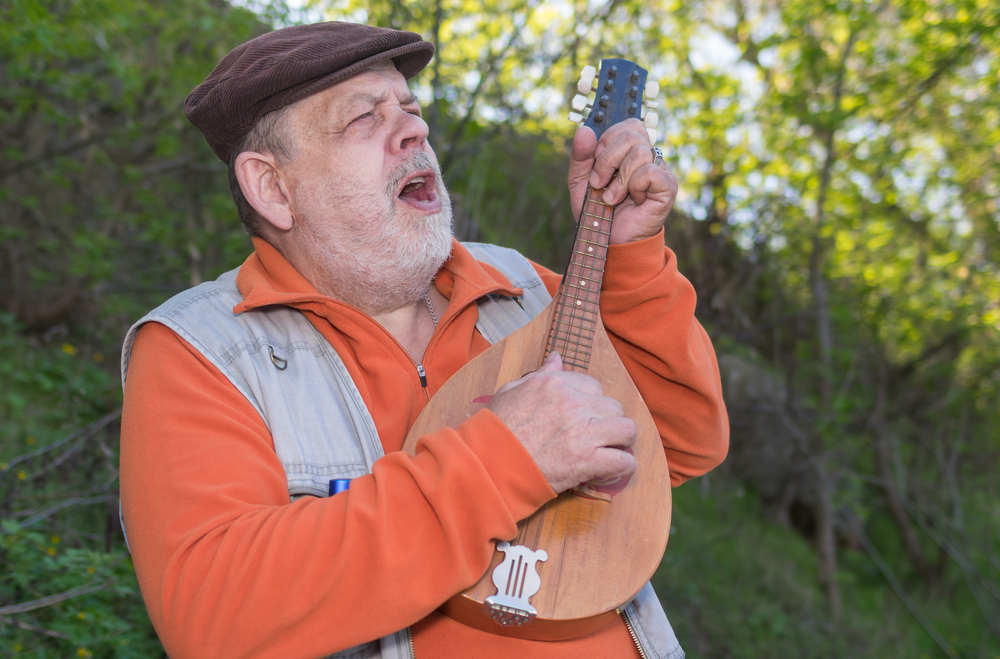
[275, 62, 453, 314]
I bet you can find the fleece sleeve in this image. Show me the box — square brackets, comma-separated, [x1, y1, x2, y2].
[120, 322, 554, 659]
[531, 229, 729, 485]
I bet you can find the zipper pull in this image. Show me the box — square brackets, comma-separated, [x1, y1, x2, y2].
[416, 364, 428, 388]
[513, 295, 524, 311]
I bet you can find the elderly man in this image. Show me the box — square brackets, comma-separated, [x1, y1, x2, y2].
[120, 21, 727, 659]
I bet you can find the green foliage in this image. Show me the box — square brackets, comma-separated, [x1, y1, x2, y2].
[1, 522, 158, 658]
[0, 0, 263, 337]
[658, 479, 999, 658]
[0, 0, 279, 654]
[1, 0, 998, 655]
[0, 313, 117, 452]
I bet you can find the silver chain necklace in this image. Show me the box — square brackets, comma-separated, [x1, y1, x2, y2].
[422, 291, 438, 327]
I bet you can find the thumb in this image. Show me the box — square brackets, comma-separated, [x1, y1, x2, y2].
[495, 352, 564, 396]
[537, 351, 564, 373]
[568, 125, 598, 187]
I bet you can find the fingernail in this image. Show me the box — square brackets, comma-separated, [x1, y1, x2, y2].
[602, 190, 614, 204]
[589, 172, 600, 187]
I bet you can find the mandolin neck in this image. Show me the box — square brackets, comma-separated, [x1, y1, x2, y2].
[544, 185, 614, 373]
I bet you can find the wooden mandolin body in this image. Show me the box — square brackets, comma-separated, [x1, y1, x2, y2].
[401, 292, 672, 640]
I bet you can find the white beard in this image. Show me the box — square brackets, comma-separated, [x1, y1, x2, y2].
[295, 151, 454, 315]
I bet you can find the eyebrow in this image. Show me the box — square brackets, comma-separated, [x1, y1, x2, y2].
[340, 90, 421, 113]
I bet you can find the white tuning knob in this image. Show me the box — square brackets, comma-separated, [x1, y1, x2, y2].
[643, 99, 660, 109]
[643, 112, 659, 129]
[571, 94, 590, 112]
[646, 128, 657, 144]
[644, 80, 659, 98]
[578, 65, 597, 95]
[568, 111, 585, 123]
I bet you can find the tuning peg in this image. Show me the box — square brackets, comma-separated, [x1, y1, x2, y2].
[568, 111, 585, 124]
[578, 65, 597, 94]
[571, 94, 591, 112]
[644, 80, 659, 98]
[646, 128, 657, 144]
[642, 112, 659, 129]
[643, 99, 659, 109]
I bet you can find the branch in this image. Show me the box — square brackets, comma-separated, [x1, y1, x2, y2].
[0, 580, 111, 616]
[0, 408, 122, 478]
[13, 494, 117, 530]
[6, 620, 70, 640]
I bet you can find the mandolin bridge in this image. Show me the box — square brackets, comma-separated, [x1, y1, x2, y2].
[483, 601, 535, 627]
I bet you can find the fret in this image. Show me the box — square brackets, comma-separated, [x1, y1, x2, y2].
[566, 261, 604, 275]
[561, 291, 600, 306]
[560, 356, 591, 371]
[550, 325, 596, 345]
[577, 226, 612, 237]
[575, 237, 609, 248]
[564, 273, 602, 286]
[551, 318, 598, 335]
[549, 340, 593, 358]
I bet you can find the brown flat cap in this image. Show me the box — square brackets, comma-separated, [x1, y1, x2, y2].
[185, 22, 434, 162]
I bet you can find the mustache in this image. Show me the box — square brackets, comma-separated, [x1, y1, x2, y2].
[385, 151, 444, 198]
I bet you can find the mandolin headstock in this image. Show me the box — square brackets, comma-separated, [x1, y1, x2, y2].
[569, 59, 660, 143]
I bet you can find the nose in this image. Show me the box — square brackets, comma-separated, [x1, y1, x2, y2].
[391, 108, 430, 154]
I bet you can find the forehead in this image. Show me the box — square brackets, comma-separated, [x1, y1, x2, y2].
[293, 62, 411, 121]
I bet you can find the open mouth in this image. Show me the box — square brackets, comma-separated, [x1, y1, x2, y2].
[397, 170, 441, 210]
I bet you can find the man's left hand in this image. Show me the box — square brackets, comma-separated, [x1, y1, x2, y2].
[568, 119, 678, 245]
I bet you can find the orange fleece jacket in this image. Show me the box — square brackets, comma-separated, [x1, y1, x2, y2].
[120, 231, 729, 659]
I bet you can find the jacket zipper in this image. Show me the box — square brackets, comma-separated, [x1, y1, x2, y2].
[621, 608, 650, 659]
[415, 363, 430, 401]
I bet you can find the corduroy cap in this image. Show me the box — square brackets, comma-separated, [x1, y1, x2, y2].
[185, 22, 434, 162]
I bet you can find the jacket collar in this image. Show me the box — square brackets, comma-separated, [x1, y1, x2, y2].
[233, 236, 523, 316]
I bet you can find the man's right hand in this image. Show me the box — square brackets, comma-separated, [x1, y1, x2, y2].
[485, 352, 638, 493]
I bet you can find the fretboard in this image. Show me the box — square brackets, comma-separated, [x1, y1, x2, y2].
[545, 185, 614, 372]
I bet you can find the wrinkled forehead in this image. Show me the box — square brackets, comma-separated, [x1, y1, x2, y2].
[283, 61, 412, 136]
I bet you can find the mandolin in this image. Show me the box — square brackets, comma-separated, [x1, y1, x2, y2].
[401, 58, 671, 641]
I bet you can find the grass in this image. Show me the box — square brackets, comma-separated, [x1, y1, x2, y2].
[652, 476, 1000, 659]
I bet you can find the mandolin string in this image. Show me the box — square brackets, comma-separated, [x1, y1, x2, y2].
[524, 184, 614, 553]
[547, 185, 612, 372]
[512, 185, 615, 592]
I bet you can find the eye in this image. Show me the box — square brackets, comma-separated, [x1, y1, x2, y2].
[350, 110, 374, 125]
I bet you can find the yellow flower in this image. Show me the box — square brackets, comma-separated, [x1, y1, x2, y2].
[77, 612, 86, 620]
[47, 546, 57, 555]
[93, 352, 104, 363]
[26, 436, 35, 445]
[87, 566, 96, 574]
[77, 647, 92, 658]
[18, 470, 27, 480]
[51, 535, 61, 544]
[62, 343, 78, 356]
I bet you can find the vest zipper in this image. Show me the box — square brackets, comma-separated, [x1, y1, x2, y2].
[406, 626, 416, 658]
[416, 364, 427, 388]
[620, 608, 650, 659]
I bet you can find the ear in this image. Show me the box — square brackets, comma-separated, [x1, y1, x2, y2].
[234, 151, 294, 232]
